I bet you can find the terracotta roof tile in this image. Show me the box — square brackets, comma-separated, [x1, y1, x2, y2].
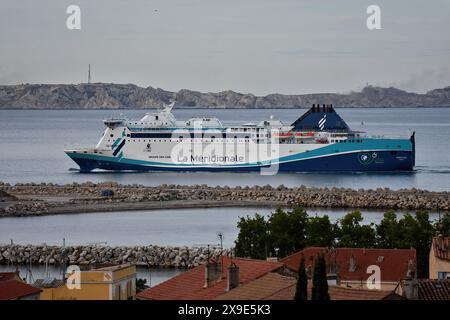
[281, 247, 416, 283]
[0, 272, 20, 282]
[266, 280, 392, 300]
[432, 237, 450, 261]
[215, 273, 296, 300]
[0, 279, 42, 300]
[418, 279, 450, 300]
[137, 257, 284, 300]
[215, 272, 393, 300]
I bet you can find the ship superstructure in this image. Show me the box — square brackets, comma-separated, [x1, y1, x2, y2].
[65, 103, 415, 172]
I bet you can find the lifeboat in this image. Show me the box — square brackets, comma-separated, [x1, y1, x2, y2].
[272, 132, 293, 138]
[295, 132, 314, 138]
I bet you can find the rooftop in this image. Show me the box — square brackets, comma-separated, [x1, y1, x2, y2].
[0, 272, 20, 283]
[281, 247, 416, 283]
[417, 279, 450, 300]
[215, 272, 395, 300]
[92, 263, 134, 272]
[214, 272, 295, 300]
[0, 279, 42, 300]
[432, 236, 450, 261]
[33, 278, 65, 289]
[137, 257, 284, 300]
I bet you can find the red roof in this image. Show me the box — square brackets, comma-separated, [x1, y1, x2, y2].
[0, 272, 20, 282]
[137, 257, 284, 300]
[215, 272, 394, 300]
[267, 280, 395, 300]
[418, 279, 450, 300]
[281, 247, 416, 283]
[0, 279, 42, 300]
[432, 237, 450, 261]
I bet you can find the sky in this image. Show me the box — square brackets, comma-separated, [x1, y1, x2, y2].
[0, 0, 449, 95]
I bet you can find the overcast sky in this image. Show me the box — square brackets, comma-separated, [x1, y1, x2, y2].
[0, 0, 449, 95]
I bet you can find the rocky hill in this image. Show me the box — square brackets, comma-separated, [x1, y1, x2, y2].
[1, 83, 450, 109]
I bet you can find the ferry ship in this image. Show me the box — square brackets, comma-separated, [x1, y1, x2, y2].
[65, 103, 415, 173]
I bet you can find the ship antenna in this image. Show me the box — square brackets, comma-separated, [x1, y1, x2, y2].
[88, 64, 91, 84]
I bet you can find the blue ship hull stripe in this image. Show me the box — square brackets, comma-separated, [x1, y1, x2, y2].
[112, 140, 126, 156]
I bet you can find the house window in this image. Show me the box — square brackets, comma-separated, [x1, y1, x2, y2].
[438, 272, 449, 280]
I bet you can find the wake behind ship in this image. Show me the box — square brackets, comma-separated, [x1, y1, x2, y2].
[65, 104, 416, 173]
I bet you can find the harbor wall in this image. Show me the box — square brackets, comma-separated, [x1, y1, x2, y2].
[0, 244, 229, 268]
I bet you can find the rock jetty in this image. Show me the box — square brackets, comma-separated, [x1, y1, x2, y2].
[0, 182, 449, 217]
[0, 244, 229, 268]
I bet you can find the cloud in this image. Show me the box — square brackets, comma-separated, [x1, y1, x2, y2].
[390, 68, 450, 93]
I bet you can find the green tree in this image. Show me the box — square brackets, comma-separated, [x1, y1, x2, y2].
[337, 211, 376, 248]
[268, 207, 308, 257]
[294, 255, 308, 301]
[412, 211, 434, 278]
[376, 211, 401, 248]
[440, 212, 450, 236]
[306, 215, 336, 247]
[234, 213, 270, 259]
[311, 254, 330, 300]
[396, 211, 435, 278]
[136, 278, 149, 293]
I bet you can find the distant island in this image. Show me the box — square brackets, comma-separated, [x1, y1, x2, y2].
[1, 83, 450, 109]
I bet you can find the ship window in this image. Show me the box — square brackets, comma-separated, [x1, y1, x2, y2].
[155, 116, 158, 120]
[110, 134, 114, 137]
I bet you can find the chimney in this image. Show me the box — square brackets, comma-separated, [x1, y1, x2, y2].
[402, 277, 418, 300]
[226, 263, 239, 291]
[204, 260, 221, 288]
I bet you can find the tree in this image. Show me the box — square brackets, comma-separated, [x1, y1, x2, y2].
[337, 211, 376, 248]
[311, 254, 330, 300]
[234, 213, 270, 259]
[376, 211, 401, 248]
[411, 211, 434, 278]
[396, 211, 435, 278]
[294, 255, 308, 301]
[269, 207, 308, 257]
[440, 212, 450, 236]
[306, 215, 336, 247]
[136, 278, 149, 293]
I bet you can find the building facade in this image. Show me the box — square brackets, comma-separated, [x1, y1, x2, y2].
[429, 236, 450, 280]
[35, 264, 136, 300]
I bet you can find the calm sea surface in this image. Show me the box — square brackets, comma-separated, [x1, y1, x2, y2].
[0, 207, 440, 248]
[1, 108, 449, 191]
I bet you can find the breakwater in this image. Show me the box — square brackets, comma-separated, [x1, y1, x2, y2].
[1, 182, 449, 217]
[0, 244, 228, 268]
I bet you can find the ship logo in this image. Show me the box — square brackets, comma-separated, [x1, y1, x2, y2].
[318, 115, 326, 130]
[358, 153, 374, 165]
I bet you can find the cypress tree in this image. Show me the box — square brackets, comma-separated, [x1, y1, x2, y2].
[294, 255, 308, 300]
[311, 254, 330, 300]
